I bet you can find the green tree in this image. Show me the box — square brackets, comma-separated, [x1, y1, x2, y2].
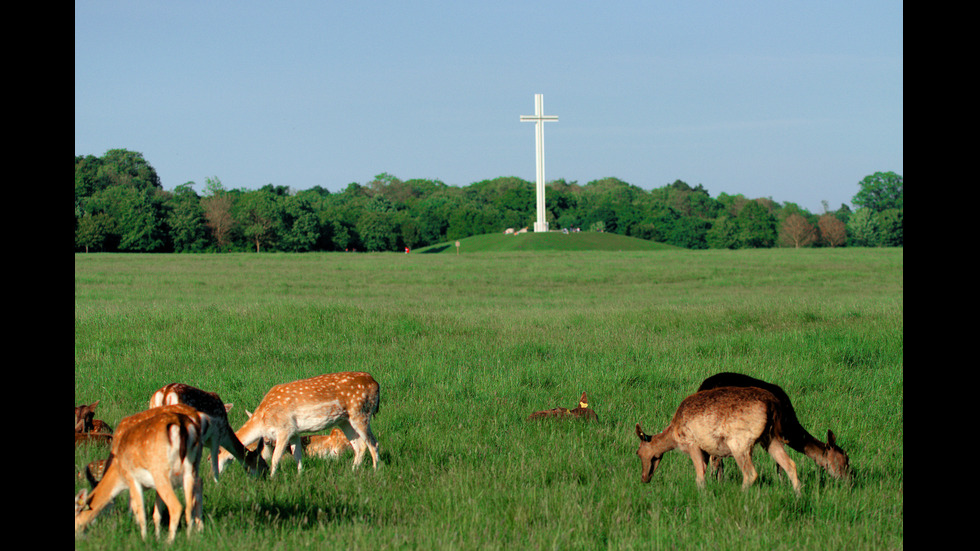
[876, 208, 903, 247]
[75, 212, 112, 252]
[168, 182, 209, 252]
[847, 208, 879, 247]
[707, 216, 740, 249]
[235, 189, 282, 252]
[356, 211, 397, 251]
[853, 171, 903, 212]
[281, 191, 323, 252]
[736, 200, 777, 248]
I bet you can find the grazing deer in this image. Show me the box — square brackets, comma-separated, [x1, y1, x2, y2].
[74, 407, 207, 542]
[697, 372, 851, 480]
[635, 386, 801, 494]
[217, 371, 381, 477]
[528, 391, 599, 421]
[148, 382, 264, 480]
[301, 428, 353, 459]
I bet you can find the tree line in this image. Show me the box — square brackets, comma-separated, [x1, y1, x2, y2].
[74, 149, 903, 253]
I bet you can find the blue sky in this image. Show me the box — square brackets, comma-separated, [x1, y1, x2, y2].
[75, 1, 902, 213]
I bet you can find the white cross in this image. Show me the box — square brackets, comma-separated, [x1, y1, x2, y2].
[520, 94, 558, 232]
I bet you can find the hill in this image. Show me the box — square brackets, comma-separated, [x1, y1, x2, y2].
[415, 231, 682, 253]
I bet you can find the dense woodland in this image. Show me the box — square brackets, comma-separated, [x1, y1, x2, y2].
[74, 149, 903, 253]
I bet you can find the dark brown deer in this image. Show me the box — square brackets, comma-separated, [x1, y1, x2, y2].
[697, 372, 851, 480]
[75, 401, 112, 434]
[528, 391, 599, 421]
[635, 386, 801, 494]
[149, 383, 265, 480]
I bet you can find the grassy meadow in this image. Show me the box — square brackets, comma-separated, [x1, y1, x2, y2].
[74, 247, 903, 549]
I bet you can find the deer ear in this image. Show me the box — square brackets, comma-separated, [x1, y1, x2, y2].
[635, 423, 649, 441]
[827, 429, 836, 446]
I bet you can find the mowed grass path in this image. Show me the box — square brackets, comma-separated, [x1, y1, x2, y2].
[74, 248, 903, 550]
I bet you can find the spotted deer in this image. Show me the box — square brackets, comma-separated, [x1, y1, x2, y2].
[74, 407, 207, 542]
[301, 428, 353, 459]
[635, 386, 801, 494]
[696, 372, 851, 480]
[149, 382, 264, 480]
[528, 391, 599, 421]
[217, 371, 381, 477]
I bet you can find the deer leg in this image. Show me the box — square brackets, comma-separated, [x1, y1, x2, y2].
[208, 438, 221, 482]
[338, 420, 367, 469]
[126, 481, 149, 540]
[152, 495, 167, 539]
[767, 440, 801, 495]
[152, 477, 183, 543]
[709, 455, 724, 480]
[731, 448, 758, 489]
[185, 467, 204, 533]
[289, 434, 304, 473]
[269, 434, 294, 477]
[688, 449, 708, 488]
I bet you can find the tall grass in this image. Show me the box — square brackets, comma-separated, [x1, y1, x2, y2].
[75, 248, 902, 549]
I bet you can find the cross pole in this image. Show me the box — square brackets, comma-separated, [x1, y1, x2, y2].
[520, 94, 558, 232]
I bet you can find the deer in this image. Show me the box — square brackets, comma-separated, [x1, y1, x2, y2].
[74, 406, 207, 543]
[635, 386, 801, 495]
[75, 401, 112, 434]
[696, 372, 851, 480]
[528, 391, 599, 421]
[148, 382, 265, 480]
[301, 427, 353, 459]
[217, 371, 381, 477]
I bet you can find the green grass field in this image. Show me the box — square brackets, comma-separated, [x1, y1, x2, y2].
[74, 246, 903, 549]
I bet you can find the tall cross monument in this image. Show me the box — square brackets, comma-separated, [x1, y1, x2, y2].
[520, 94, 558, 232]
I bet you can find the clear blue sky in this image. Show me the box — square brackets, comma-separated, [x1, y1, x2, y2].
[75, 1, 902, 213]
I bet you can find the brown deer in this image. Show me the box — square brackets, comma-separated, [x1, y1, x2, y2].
[148, 382, 264, 480]
[75, 401, 99, 432]
[697, 372, 851, 480]
[75, 401, 113, 434]
[299, 427, 353, 459]
[217, 371, 381, 477]
[74, 407, 207, 542]
[635, 386, 801, 494]
[528, 391, 599, 421]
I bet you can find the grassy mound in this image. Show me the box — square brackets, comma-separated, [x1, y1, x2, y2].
[415, 231, 681, 253]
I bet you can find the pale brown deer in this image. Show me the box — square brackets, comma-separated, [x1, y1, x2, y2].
[74, 407, 207, 542]
[528, 391, 599, 421]
[301, 427, 353, 459]
[217, 371, 381, 477]
[697, 372, 851, 480]
[635, 386, 801, 494]
[148, 382, 264, 480]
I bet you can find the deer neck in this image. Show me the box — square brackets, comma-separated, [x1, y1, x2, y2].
[76, 462, 126, 528]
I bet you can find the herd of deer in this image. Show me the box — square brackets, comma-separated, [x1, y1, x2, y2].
[75, 370, 850, 542]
